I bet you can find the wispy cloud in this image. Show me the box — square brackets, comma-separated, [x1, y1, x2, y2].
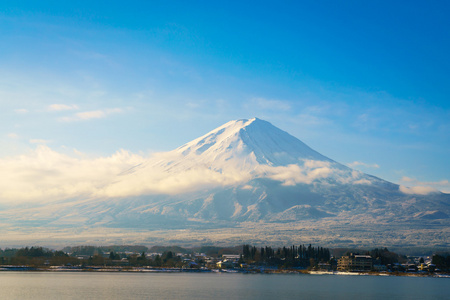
[399, 185, 438, 195]
[399, 176, 449, 194]
[75, 110, 107, 120]
[0, 144, 356, 204]
[267, 160, 333, 186]
[14, 108, 28, 114]
[0, 146, 145, 203]
[245, 97, 291, 111]
[47, 104, 79, 111]
[59, 108, 123, 122]
[29, 139, 51, 144]
[347, 161, 380, 169]
[294, 113, 330, 127]
[7, 133, 19, 139]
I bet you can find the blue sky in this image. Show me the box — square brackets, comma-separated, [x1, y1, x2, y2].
[1, 0, 449, 193]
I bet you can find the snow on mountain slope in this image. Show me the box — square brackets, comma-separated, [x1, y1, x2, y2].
[71, 117, 447, 228]
[0, 117, 448, 248]
[99, 118, 375, 198]
[175, 117, 332, 167]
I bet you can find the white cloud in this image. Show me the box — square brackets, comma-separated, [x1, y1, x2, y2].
[47, 104, 79, 111]
[59, 108, 123, 122]
[75, 110, 106, 120]
[29, 139, 51, 144]
[400, 176, 415, 183]
[347, 161, 380, 169]
[0, 143, 342, 204]
[1, 143, 445, 206]
[0, 146, 145, 204]
[7, 133, 19, 139]
[241, 185, 253, 190]
[353, 179, 372, 185]
[267, 160, 333, 186]
[399, 176, 449, 194]
[99, 156, 337, 198]
[99, 165, 250, 198]
[14, 108, 28, 114]
[399, 185, 438, 195]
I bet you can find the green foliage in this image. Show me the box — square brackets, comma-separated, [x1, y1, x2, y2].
[3, 244, 446, 272]
[62, 245, 150, 256]
[16, 247, 53, 258]
[0, 248, 19, 258]
[432, 254, 450, 271]
[64, 246, 103, 256]
[160, 251, 182, 267]
[153, 255, 162, 267]
[0, 246, 77, 266]
[88, 255, 105, 265]
[109, 251, 121, 260]
[242, 244, 331, 268]
[368, 248, 405, 265]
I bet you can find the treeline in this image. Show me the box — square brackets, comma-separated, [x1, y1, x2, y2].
[0, 247, 78, 266]
[0, 246, 187, 268]
[61, 245, 241, 257]
[366, 248, 406, 265]
[61, 245, 149, 256]
[242, 244, 331, 268]
[2, 245, 449, 271]
[84, 250, 185, 268]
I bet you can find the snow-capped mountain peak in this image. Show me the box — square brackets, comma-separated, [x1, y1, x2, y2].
[1, 118, 448, 250]
[101, 118, 372, 198]
[174, 117, 331, 168]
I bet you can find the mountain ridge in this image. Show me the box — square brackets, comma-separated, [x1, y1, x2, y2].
[174, 117, 333, 167]
[0, 118, 448, 249]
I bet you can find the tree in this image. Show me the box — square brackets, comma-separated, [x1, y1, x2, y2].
[153, 255, 162, 267]
[243, 245, 250, 260]
[432, 254, 448, 271]
[137, 252, 147, 266]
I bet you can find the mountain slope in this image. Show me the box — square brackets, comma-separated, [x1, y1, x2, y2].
[174, 118, 332, 166]
[101, 118, 378, 198]
[0, 118, 448, 249]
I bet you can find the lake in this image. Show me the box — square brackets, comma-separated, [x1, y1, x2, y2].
[0, 272, 448, 299]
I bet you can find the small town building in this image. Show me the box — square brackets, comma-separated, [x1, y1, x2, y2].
[317, 262, 332, 271]
[337, 254, 373, 271]
[216, 259, 235, 269]
[373, 264, 387, 271]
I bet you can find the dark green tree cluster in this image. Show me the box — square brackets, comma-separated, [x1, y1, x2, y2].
[62, 246, 103, 257]
[62, 245, 149, 257]
[16, 247, 53, 258]
[1, 247, 78, 266]
[367, 248, 406, 265]
[105, 250, 183, 268]
[242, 244, 330, 268]
[432, 254, 450, 271]
[109, 251, 121, 260]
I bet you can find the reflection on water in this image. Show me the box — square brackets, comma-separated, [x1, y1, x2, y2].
[0, 272, 449, 300]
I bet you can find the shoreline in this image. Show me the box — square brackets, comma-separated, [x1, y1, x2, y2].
[1, 266, 449, 278]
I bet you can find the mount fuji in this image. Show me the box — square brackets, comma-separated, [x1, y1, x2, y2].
[1, 118, 449, 250]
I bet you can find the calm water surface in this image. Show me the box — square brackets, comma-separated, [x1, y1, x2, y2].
[0, 272, 448, 299]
